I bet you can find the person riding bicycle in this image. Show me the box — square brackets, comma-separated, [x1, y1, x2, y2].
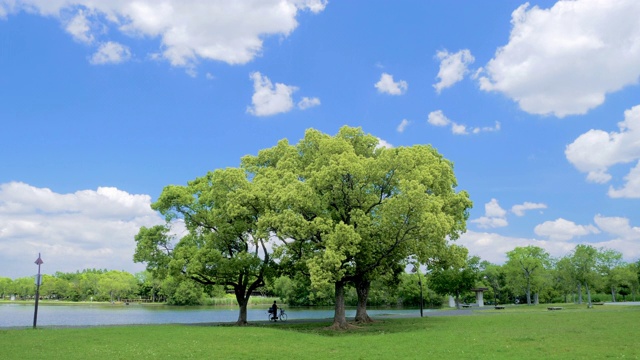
[269, 301, 278, 320]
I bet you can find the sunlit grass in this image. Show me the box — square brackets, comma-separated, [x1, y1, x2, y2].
[1, 304, 638, 359]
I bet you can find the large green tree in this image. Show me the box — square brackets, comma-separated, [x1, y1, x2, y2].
[134, 167, 273, 325]
[597, 248, 624, 302]
[243, 126, 470, 328]
[571, 244, 599, 307]
[504, 246, 551, 305]
[554, 256, 577, 303]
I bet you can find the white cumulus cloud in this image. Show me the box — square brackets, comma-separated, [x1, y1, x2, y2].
[427, 110, 500, 136]
[0, 182, 164, 278]
[376, 137, 393, 149]
[297, 97, 321, 110]
[374, 73, 408, 95]
[457, 230, 576, 265]
[534, 218, 599, 241]
[397, 119, 410, 133]
[247, 72, 297, 117]
[511, 202, 547, 216]
[90, 41, 131, 65]
[1, 0, 327, 67]
[64, 9, 94, 44]
[471, 198, 508, 229]
[433, 49, 475, 93]
[460, 214, 640, 264]
[427, 110, 451, 127]
[566, 104, 640, 197]
[479, 0, 640, 117]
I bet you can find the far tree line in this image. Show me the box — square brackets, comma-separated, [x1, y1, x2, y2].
[2, 244, 638, 309]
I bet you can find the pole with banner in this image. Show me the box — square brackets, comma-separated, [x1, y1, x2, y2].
[33, 253, 43, 329]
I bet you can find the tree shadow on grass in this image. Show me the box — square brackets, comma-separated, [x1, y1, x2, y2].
[250, 317, 439, 337]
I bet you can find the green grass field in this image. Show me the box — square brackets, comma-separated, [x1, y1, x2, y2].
[1, 304, 638, 359]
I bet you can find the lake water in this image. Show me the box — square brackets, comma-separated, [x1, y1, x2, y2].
[0, 303, 423, 328]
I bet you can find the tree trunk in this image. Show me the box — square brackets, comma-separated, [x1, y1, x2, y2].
[526, 281, 532, 305]
[534, 292, 539, 305]
[577, 283, 583, 304]
[455, 290, 461, 310]
[354, 279, 373, 323]
[586, 282, 592, 308]
[329, 281, 350, 329]
[234, 288, 249, 325]
[611, 286, 616, 302]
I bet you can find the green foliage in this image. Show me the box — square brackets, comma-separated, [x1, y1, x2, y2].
[0, 277, 13, 299]
[161, 277, 205, 306]
[269, 274, 334, 306]
[133, 167, 275, 323]
[504, 246, 551, 305]
[243, 126, 471, 325]
[429, 246, 480, 307]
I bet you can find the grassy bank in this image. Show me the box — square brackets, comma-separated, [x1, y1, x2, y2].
[1, 304, 638, 359]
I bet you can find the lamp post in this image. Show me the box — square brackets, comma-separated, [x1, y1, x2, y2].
[33, 253, 43, 329]
[412, 265, 424, 317]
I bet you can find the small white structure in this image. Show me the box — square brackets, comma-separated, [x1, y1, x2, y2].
[471, 287, 488, 307]
[448, 296, 456, 308]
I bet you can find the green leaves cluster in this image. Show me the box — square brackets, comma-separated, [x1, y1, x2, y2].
[242, 126, 471, 326]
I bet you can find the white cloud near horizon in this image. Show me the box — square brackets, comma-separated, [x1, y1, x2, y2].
[479, 0, 640, 117]
[433, 49, 474, 93]
[375, 73, 408, 95]
[376, 137, 393, 149]
[534, 218, 599, 241]
[457, 230, 576, 265]
[0, 0, 327, 67]
[0, 182, 164, 278]
[90, 41, 131, 65]
[566, 104, 640, 197]
[460, 213, 640, 264]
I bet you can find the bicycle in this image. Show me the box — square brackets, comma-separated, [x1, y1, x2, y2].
[268, 308, 287, 321]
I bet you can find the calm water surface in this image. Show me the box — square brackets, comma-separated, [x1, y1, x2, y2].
[0, 303, 423, 328]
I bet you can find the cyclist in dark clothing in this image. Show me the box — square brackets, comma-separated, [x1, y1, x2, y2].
[270, 301, 278, 320]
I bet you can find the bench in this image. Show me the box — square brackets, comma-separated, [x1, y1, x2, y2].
[592, 302, 604, 305]
[461, 304, 473, 308]
[494, 306, 505, 310]
[547, 307, 563, 311]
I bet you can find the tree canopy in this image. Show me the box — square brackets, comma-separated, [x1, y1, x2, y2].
[134, 167, 273, 325]
[242, 126, 471, 328]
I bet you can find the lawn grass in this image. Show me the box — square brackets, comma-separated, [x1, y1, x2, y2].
[1, 304, 638, 359]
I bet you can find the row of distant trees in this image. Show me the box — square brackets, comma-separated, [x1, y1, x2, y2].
[433, 244, 640, 308]
[2, 244, 638, 308]
[0, 269, 221, 305]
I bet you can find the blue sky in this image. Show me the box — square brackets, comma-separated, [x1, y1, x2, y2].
[1, 0, 640, 278]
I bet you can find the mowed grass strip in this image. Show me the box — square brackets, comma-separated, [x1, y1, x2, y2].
[1, 305, 638, 359]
